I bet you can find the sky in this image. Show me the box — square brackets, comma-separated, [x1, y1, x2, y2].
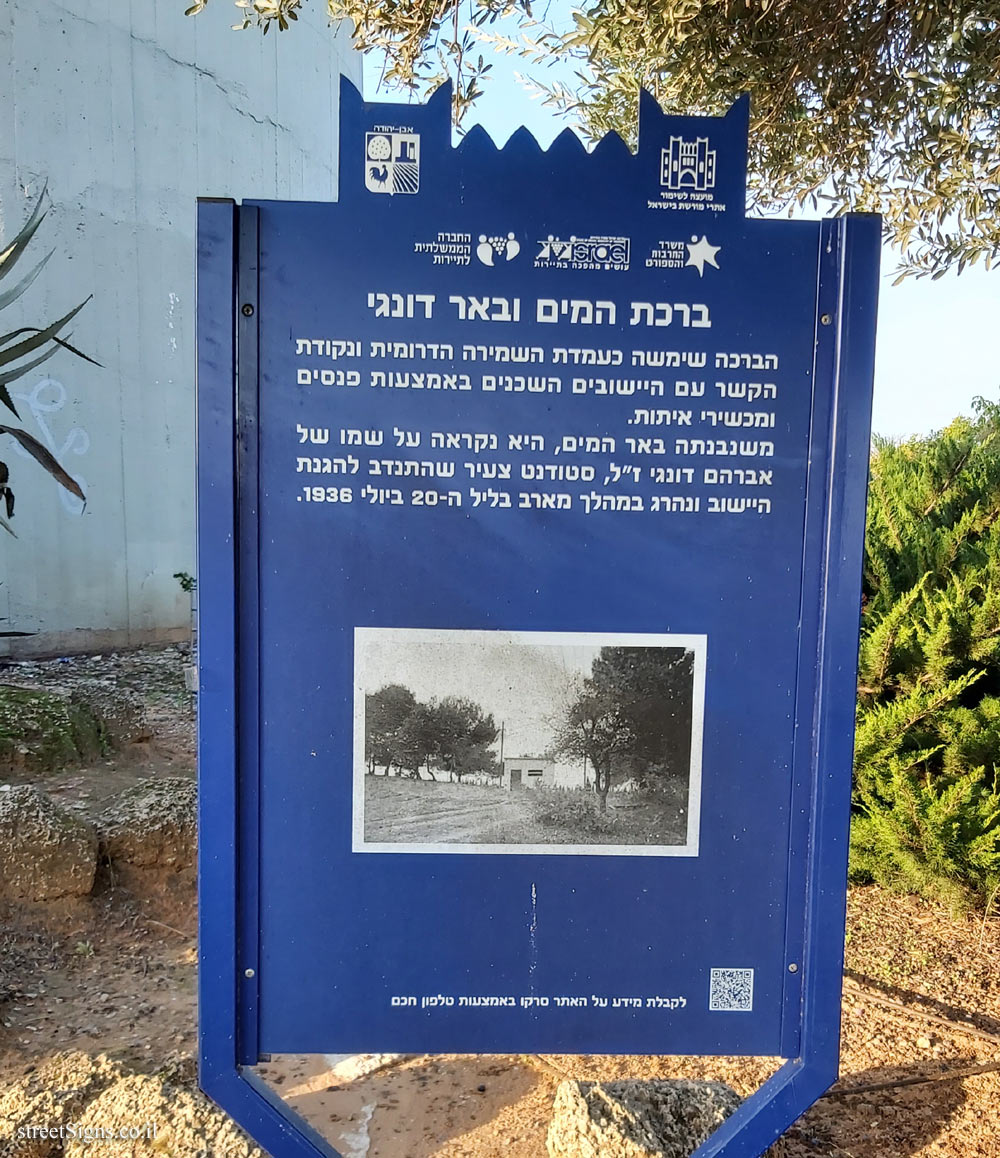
[363, 21, 1000, 443]
[356, 628, 597, 756]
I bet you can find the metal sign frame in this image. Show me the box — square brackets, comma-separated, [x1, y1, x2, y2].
[197, 84, 879, 1157]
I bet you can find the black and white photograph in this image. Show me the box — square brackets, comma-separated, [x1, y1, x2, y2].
[353, 628, 706, 855]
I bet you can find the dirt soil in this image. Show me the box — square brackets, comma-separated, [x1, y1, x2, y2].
[0, 646, 195, 816]
[2, 646, 1000, 1157]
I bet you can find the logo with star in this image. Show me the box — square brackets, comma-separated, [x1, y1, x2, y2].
[685, 234, 721, 277]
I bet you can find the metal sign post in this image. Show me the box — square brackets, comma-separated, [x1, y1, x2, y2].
[197, 80, 880, 1157]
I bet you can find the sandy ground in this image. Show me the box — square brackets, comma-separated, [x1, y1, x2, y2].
[2, 647, 1000, 1157]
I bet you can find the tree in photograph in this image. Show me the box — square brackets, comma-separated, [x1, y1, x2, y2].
[393, 701, 438, 778]
[428, 695, 499, 782]
[364, 685, 500, 781]
[189, 0, 1000, 277]
[364, 683, 417, 774]
[557, 646, 695, 811]
[554, 682, 631, 812]
[590, 646, 694, 782]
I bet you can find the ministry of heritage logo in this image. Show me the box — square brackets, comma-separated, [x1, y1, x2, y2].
[660, 135, 717, 192]
[365, 130, 421, 195]
[534, 235, 630, 271]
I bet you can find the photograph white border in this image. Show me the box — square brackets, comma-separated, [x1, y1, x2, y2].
[352, 627, 706, 856]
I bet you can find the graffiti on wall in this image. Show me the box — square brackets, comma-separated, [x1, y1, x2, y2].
[12, 378, 89, 515]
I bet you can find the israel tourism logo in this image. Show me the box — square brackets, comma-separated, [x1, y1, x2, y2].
[661, 136, 717, 192]
[365, 130, 420, 195]
[535, 235, 630, 271]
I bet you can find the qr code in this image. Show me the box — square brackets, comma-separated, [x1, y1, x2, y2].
[709, 967, 754, 1012]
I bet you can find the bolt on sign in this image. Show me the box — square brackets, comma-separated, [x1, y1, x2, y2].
[197, 80, 880, 1157]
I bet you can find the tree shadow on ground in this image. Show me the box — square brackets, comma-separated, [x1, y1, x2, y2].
[844, 966, 1000, 1039]
[788, 1057, 973, 1157]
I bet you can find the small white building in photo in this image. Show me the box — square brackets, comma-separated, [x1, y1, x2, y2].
[502, 757, 588, 791]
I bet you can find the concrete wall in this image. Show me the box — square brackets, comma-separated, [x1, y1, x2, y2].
[0, 1, 360, 654]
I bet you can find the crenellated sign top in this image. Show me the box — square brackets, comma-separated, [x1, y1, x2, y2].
[338, 79, 749, 220]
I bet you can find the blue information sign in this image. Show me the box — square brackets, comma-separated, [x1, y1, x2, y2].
[197, 80, 880, 1158]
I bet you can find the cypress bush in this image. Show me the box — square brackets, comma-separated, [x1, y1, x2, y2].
[850, 398, 1000, 910]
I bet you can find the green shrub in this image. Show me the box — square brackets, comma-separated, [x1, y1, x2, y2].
[851, 400, 1000, 909]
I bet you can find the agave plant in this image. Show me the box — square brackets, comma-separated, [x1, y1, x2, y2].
[0, 186, 99, 536]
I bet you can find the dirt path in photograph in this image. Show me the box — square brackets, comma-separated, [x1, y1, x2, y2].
[364, 778, 536, 844]
[363, 776, 688, 847]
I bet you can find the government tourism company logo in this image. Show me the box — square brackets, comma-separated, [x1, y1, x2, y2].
[476, 233, 521, 266]
[365, 130, 421, 195]
[534, 235, 630, 271]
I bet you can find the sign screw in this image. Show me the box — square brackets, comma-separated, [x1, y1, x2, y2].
[244, 967, 255, 978]
[788, 962, 799, 973]
[242, 303, 255, 317]
[820, 313, 832, 325]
